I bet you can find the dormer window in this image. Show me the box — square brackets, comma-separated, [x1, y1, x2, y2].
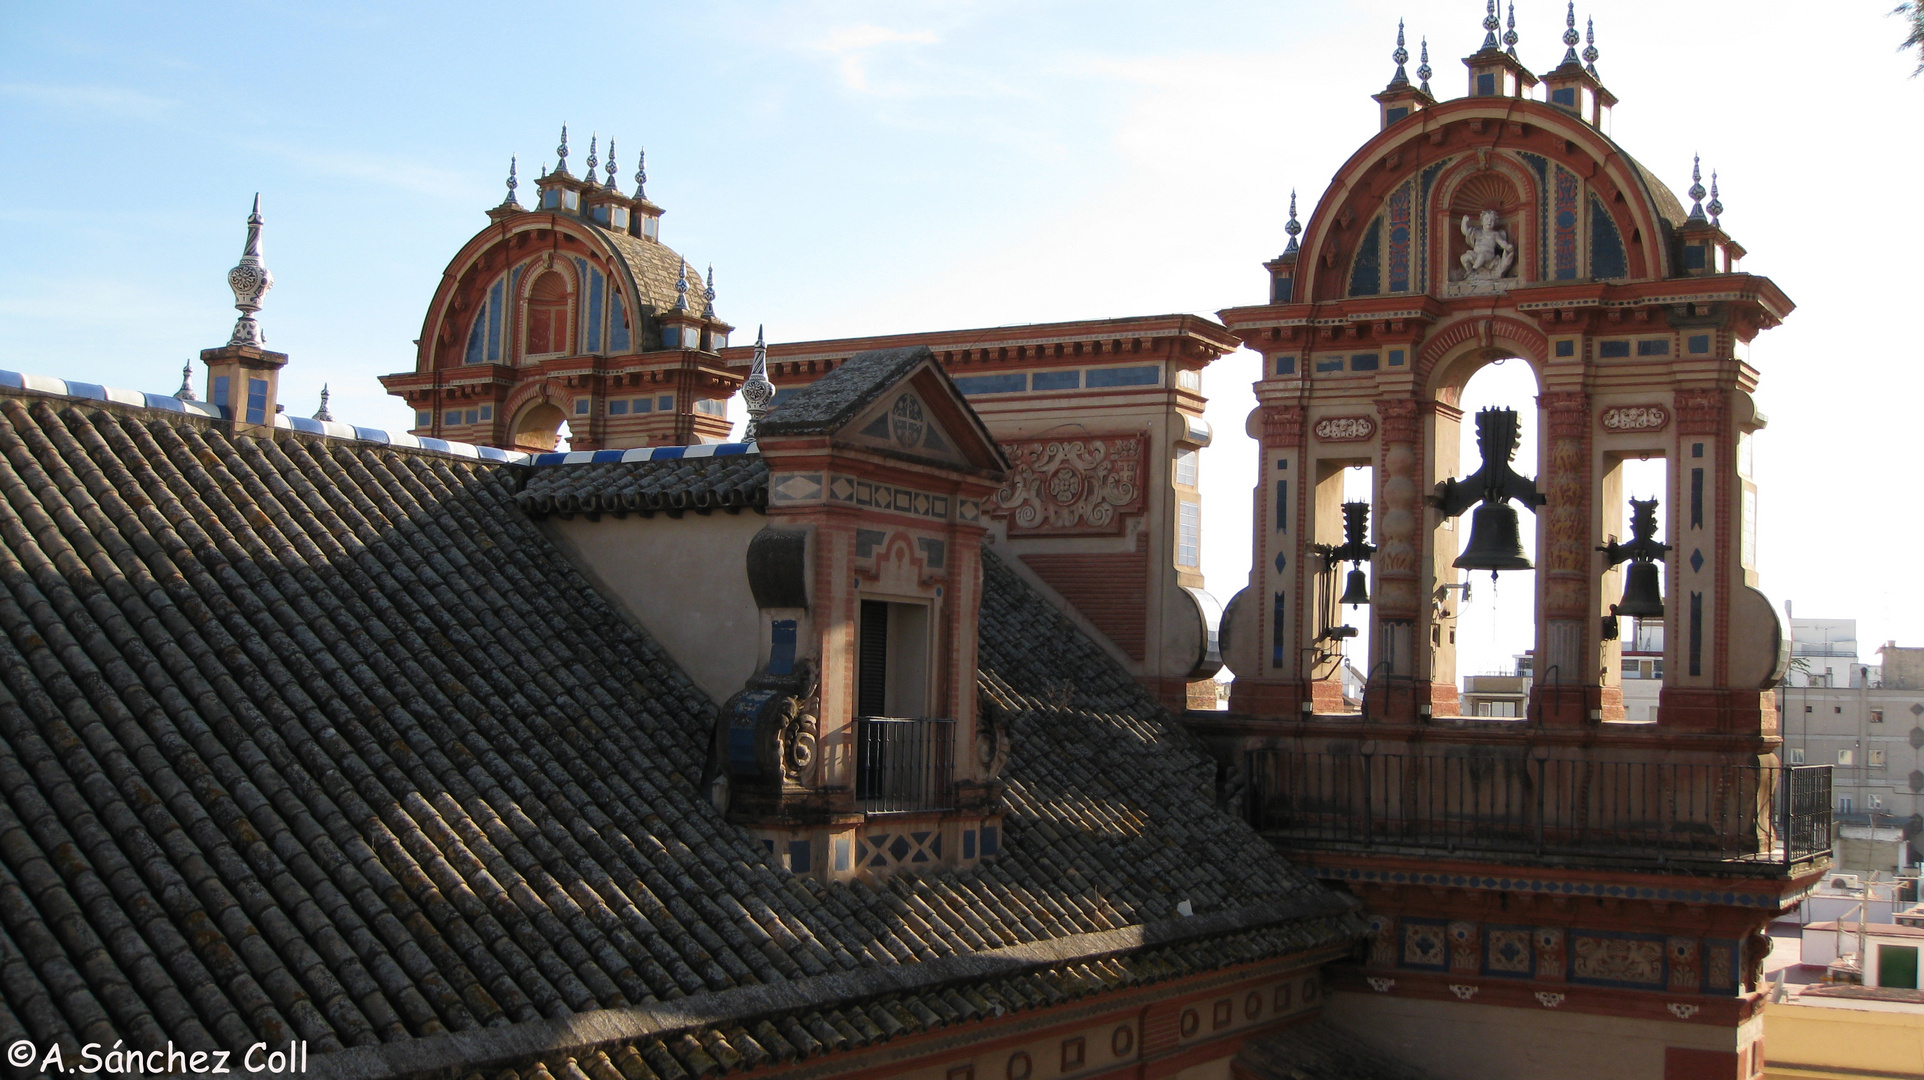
[562, 189, 580, 211]
[541, 189, 560, 209]
[590, 204, 609, 224]
[641, 216, 659, 240]
[610, 206, 630, 230]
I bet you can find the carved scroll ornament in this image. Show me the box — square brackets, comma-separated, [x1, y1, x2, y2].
[1600, 405, 1670, 432]
[992, 435, 1145, 535]
[1313, 415, 1377, 442]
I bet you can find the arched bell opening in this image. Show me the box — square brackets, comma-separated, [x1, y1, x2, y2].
[1599, 452, 1671, 724]
[1304, 457, 1377, 715]
[1427, 345, 1544, 721]
[511, 400, 572, 453]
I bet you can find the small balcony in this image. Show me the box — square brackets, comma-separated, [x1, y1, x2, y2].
[1244, 749, 1832, 874]
[854, 717, 956, 814]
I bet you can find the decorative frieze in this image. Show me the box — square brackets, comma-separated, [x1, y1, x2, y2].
[1313, 415, 1376, 441]
[1600, 404, 1670, 432]
[992, 435, 1145, 536]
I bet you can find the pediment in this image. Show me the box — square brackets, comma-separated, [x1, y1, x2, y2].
[841, 385, 969, 466]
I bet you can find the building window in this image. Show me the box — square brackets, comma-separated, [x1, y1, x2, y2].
[525, 270, 571, 355]
[1838, 749, 1854, 767]
[1871, 749, 1888, 768]
[1872, 709, 1885, 724]
[1174, 448, 1198, 488]
[1840, 796, 1853, 814]
[609, 400, 629, 416]
[479, 405, 492, 421]
[574, 399, 590, 415]
[695, 399, 727, 417]
[415, 411, 430, 428]
[1787, 747, 1805, 764]
[1177, 501, 1200, 567]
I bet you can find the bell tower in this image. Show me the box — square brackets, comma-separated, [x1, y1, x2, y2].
[1192, 12, 1825, 1080]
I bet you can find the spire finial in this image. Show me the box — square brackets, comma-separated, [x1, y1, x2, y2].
[1561, 3, 1580, 64]
[605, 139, 619, 190]
[1284, 189, 1302, 255]
[505, 155, 520, 206]
[673, 259, 689, 311]
[555, 124, 570, 175]
[1388, 19, 1410, 86]
[1707, 171, 1723, 228]
[225, 194, 274, 347]
[633, 148, 647, 199]
[175, 361, 197, 401]
[313, 384, 334, 423]
[741, 325, 775, 444]
[1482, 0, 1500, 49]
[1583, 16, 1599, 78]
[1418, 36, 1433, 94]
[584, 133, 599, 186]
[1686, 154, 1708, 222]
[702, 264, 717, 318]
[1503, 2, 1518, 57]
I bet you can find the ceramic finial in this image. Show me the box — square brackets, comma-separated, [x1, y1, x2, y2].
[584, 133, 599, 186]
[1583, 16, 1599, 78]
[555, 124, 570, 175]
[1418, 36, 1433, 94]
[1482, 0, 1499, 49]
[741, 325, 775, 444]
[175, 361, 197, 401]
[225, 194, 274, 347]
[1389, 20, 1410, 86]
[605, 139, 619, 190]
[673, 259, 689, 311]
[505, 156, 519, 206]
[1284, 189, 1302, 255]
[1687, 154, 1707, 222]
[1503, 2, 1518, 57]
[313, 384, 334, 422]
[1561, 3, 1580, 65]
[1707, 171, 1723, 228]
[702, 264, 717, 318]
[634, 147, 647, 198]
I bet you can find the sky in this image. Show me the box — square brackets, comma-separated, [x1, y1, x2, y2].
[2, 0, 1920, 683]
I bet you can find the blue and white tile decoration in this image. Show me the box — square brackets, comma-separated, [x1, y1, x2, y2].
[0, 368, 754, 467]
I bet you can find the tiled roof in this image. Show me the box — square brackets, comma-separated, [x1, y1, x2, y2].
[0, 390, 1352, 1079]
[517, 455, 770, 516]
[753, 346, 936, 437]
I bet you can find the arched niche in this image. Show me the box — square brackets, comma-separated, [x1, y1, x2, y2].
[512, 400, 569, 453]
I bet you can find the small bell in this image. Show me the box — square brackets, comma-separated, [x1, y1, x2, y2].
[1339, 566, 1371, 607]
[1614, 561, 1664, 618]
[1455, 502, 1532, 572]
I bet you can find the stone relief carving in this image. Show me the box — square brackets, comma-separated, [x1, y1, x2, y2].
[992, 435, 1145, 535]
[1601, 405, 1670, 432]
[1313, 416, 1376, 441]
[1571, 936, 1664, 985]
[1457, 209, 1516, 281]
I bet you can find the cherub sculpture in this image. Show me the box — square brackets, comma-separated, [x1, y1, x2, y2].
[1458, 208, 1516, 280]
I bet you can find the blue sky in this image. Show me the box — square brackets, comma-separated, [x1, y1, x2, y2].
[3, 0, 1921, 678]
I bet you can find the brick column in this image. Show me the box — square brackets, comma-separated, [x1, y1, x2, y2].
[1536, 390, 1592, 725]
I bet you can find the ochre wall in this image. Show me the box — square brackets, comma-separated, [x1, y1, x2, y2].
[1763, 1000, 1924, 1079]
[539, 511, 765, 700]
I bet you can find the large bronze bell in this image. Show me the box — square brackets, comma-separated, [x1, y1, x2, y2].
[1455, 502, 1532, 572]
[1614, 560, 1665, 618]
[1338, 567, 1371, 607]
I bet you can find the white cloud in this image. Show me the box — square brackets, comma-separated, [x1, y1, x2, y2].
[811, 23, 941, 92]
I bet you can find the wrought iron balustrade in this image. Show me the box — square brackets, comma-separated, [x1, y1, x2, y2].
[854, 717, 956, 814]
[1244, 749, 1831, 871]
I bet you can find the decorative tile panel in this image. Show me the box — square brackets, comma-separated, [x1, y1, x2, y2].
[1486, 928, 1533, 975]
[1403, 921, 1447, 969]
[826, 474, 953, 521]
[1571, 934, 1665, 987]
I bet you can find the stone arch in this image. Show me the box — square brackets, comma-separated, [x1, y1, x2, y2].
[511, 400, 569, 453]
[1420, 315, 1550, 401]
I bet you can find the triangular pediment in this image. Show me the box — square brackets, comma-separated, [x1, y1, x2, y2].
[842, 384, 968, 466]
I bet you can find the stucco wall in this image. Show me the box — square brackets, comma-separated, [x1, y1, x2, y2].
[539, 511, 765, 702]
[1764, 1000, 1924, 1079]
[1326, 991, 1754, 1080]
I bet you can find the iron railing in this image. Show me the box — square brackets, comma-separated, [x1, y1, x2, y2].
[854, 717, 956, 813]
[1244, 750, 1831, 871]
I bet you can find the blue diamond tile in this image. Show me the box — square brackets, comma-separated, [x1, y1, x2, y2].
[1690, 549, 1705, 572]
